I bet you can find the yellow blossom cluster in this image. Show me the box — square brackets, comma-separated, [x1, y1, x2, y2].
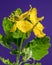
[10, 6, 46, 38]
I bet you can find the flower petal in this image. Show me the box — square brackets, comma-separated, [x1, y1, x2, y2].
[29, 8, 44, 26]
[30, 8, 38, 25]
[35, 22, 44, 31]
[33, 22, 46, 38]
[16, 20, 33, 33]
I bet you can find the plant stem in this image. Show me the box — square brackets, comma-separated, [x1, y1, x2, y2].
[15, 34, 24, 65]
[20, 36, 24, 52]
[16, 55, 19, 65]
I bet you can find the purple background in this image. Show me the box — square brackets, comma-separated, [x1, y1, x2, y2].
[0, 0, 52, 65]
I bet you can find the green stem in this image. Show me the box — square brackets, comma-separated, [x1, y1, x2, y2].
[15, 54, 19, 65]
[20, 37, 24, 52]
[15, 34, 24, 65]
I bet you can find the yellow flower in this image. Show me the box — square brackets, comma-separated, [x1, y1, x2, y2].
[29, 8, 46, 38]
[10, 20, 33, 33]
[10, 7, 46, 38]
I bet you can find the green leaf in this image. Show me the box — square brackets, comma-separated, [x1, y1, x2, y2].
[0, 35, 13, 50]
[36, 62, 42, 65]
[12, 29, 23, 39]
[12, 29, 30, 39]
[0, 34, 3, 43]
[0, 34, 3, 39]
[29, 36, 50, 60]
[0, 57, 12, 65]
[2, 17, 13, 35]
[24, 63, 35, 65]
[24, 63, 30, 65]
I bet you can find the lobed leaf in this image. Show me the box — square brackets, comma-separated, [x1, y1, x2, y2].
[26, 36, 50, 60]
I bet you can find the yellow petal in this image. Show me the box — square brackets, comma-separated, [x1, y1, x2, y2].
[30, 8, 38, 25]
[19, 6, 32, 20]
[33, 28, 46, 38]
[16, 20, 33, 33]
[38, 16, 44, 21]
[35, 22, 44, 31]
[33, 22, 46, 38]
[29, 8, 44, 25]
[20, 11, 29, 20]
